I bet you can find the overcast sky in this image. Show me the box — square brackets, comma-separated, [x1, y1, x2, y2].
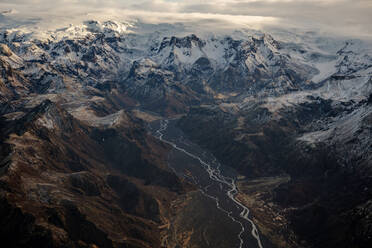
[0, 0, 371, 39]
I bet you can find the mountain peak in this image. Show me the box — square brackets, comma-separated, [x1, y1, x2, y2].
[82, 20, 132, 36]
[158, 34, 205, 52]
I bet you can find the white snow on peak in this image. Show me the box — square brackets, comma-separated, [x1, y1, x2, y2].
[82, 20, 132, 36]
[0, 20, 370, 109]
[0, 20, 134, 43]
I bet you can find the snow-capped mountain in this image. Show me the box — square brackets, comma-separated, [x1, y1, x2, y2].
[1, 20, 370, 116]
[1, 19, 371, 173]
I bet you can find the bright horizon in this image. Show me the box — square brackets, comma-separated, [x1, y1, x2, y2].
[0, 0, 372, 39]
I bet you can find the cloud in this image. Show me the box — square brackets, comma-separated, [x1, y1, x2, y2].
[0, 0, 371, 39]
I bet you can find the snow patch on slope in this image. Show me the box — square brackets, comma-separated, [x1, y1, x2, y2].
[298, 104, 372, 144]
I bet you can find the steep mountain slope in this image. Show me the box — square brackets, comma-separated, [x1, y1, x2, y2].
[0, 99, 186, 247]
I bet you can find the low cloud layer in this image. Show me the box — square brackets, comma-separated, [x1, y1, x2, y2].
[0, 0, 371, 39]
